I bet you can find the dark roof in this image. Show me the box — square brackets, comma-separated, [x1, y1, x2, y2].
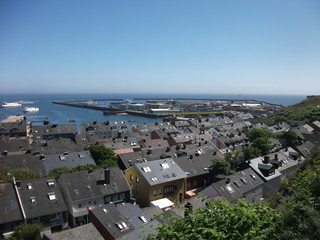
[58, 167, 131, 202]
[0, 183, 23, 224]
[18, 177, 67, 219]
[41, 151, 96, 174]
[0, 154, 46, 176]
[43, 223, 104, 240]
[90, 204, 134, 239]
[32, 124, 77, 140]
[209, 168, 264, 202]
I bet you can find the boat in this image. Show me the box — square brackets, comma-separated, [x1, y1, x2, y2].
[18, 100, 35, 104]
[1, 102, 22, 108]
[23, 107, 39, 113]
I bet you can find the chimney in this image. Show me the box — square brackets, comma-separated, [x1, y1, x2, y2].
[274, 154, 278, 161]
[182, 144, 186, 149]
[104, 168, 110, 184]
[184, 202, 193, 217]
[3, 150, 8, 156]
[40, 154, 45, 160]
[226, 178, 231, 184]
[189, 155, 193, 160]
[166, 147, 170, 152]
[147, 149, 152, 155]
[263, 155, 270, 164]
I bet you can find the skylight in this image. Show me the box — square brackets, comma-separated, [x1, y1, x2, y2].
[139, 216, 147, 223]
[27, 183, 32, 190]
[226, 185, 235, 193]
[30, 196, 36, 204]
[161, 163, 170, 169]
[241, 178, 249, 185]
[47, 180, 55, 188]
[142, 167, 152, 172]
[74, 189, 79, 195]
[48, 192, 56, 201]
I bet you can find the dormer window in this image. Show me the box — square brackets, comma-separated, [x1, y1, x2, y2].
[139, 216, 147, 223]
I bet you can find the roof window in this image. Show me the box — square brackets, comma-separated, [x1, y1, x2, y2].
[74, 189, 79, 195]
[142, 167, 151, 172]
[233, 181, 241, 188]
[139, 216, 147, 223]
[27, 183, 32, 190]
[226, 185, 234, 193]
[241, 178, 249, 185]
[48, 192, 56, 201]
[30, 196, 36, 204]
[47, 180, 55, 188]
[161, 163, 170, 169]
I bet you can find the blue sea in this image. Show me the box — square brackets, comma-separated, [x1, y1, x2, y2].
[0, 93, 306, 130]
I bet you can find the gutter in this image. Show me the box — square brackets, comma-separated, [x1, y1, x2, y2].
[13, 177, 27, 222]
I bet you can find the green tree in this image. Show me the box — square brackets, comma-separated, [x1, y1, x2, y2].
[89, 145, 117, 167]
[211, 158, 231, 176]
[48, 167, 71, 179]
[0, 166, 10, 183]
[247, 128, 273, 142]
[242, 146, 261, 160]
[9, 223, 43, 240]
[146, 199, 278, 240]
[225, 151, 244, 170]
[278, 129, 301, 147]
[252, 137, 272, 155]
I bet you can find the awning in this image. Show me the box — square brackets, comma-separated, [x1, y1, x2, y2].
[186, 189, 197, 197]
[151, 198, 174, 210]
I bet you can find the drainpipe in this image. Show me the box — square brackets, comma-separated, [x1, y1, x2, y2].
[13, 177, 27, 222]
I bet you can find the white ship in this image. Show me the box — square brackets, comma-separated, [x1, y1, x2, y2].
[23, 107, 39, 113]
[1, 102, 22, 108]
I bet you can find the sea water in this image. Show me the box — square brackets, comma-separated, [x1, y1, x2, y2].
[0, 93, 306, 130]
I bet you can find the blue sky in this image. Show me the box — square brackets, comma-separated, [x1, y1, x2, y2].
[0, 0, 319, 95]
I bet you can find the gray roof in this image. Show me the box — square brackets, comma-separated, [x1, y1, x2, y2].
[0, 154, 46, 176]
[0, 183, 23, 224]
[32, 123, 77, 140]
[41, 151, 96, 174]
[90, 204, 134, 239]
[58, 167, 131, 202]
[207, 168, 264, 202]
[43, 223, 104, 240]
[133, 158, 187, 186]
[18, 177, 67, 219]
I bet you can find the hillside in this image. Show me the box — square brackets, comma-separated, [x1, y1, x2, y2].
[273, 96, 320, 123]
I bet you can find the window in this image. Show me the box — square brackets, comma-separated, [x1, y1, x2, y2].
[94, 200, 97, 205]
[48, 192, 56, 200]
[158, 188, 162, 195]
[153, 190, 157, 196]
[118, 192, 125, 200]
[164, 186, 175, 194]
[136, 177, 139, 183]
[47, 180, 55, 188]
[116, 222, 129, 231]
[50, 213, 62, 222]
[130, 174, 133, 181]
[139, 216, 147, 223]
[241, 178, 249, 185]
[104, 195, 111, 204]
[27, 183, 32, 190]
[78, 203, 83, 208]
[233, 181, 241, 188]
[30, 196, 36, 204]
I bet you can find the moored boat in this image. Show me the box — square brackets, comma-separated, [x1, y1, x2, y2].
[1, 102, 22, 108]
[23, 107, 39, 113]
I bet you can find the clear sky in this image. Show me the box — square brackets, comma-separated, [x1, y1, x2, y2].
[0, 0, 319, 95]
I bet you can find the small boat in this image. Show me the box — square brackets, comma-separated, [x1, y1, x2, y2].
[23, 107, 39, 113]
[68, 120, 76, 122]
[1, 102, 22, 108]
[18, 100, 35, 104]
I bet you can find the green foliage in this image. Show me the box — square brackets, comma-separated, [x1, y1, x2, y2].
[251, 137, 271, 155]
[89, 145, 117, 167]
[225, 151, 244, 170]
[48, 167, 71, 179]
[242, 146, 260, 160]
[48, 164, 99, 179]
[0, 167, 41, 182]
[272, 96, 320, 124]
[211, 158, 231, 176]
[9, 223, 43, 240]
[146, 199, 278, 240]
[272, 145, 320, 240]
[247, 128, 273, 142]
[277, 129, 301, 147]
